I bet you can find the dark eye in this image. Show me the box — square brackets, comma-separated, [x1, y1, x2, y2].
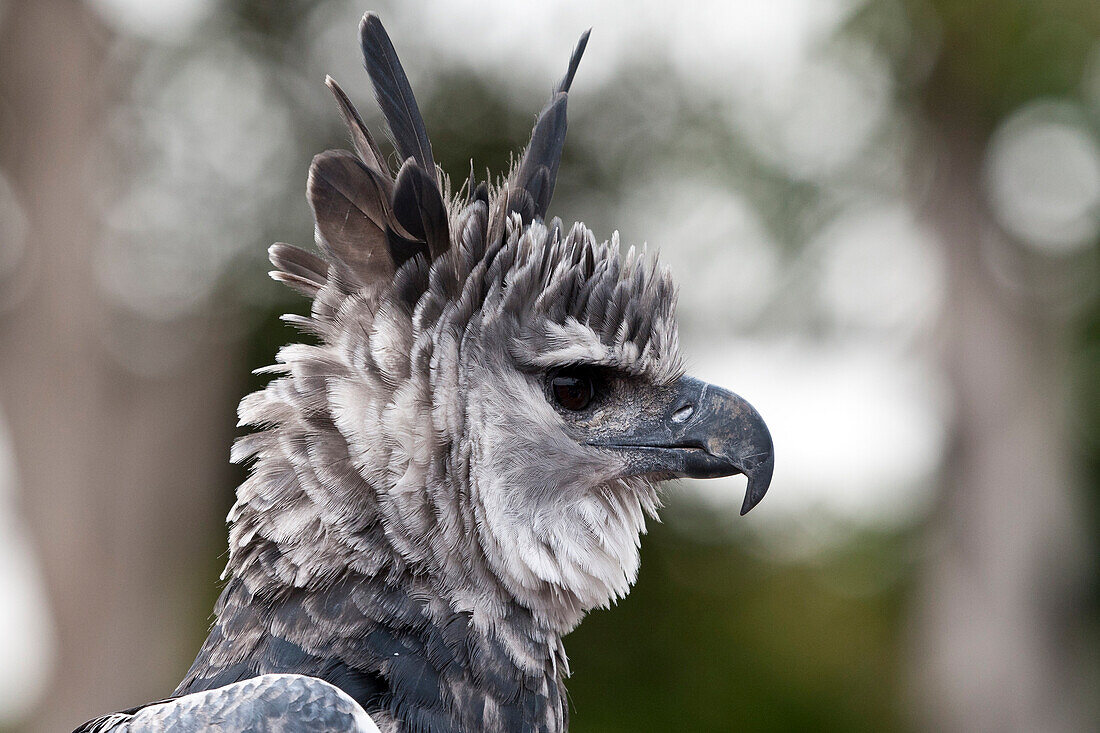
[551, 370, 595, 411]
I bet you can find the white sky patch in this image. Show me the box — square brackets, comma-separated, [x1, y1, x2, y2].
[0, 413, 54, 725]
[413, 0, 879, 182]
[375, 0, 881, 181]
[623, 178, 780, 331]
[676, 337, 948, 535]
[358, 0, 861, 98]
[728, 39, 893, 180]
[87, 0, 218, 42]
[814, 200, 945, 337]
[984, 100, 1100, 255]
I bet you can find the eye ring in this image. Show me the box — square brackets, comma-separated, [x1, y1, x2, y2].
[550, 370, 595, 411]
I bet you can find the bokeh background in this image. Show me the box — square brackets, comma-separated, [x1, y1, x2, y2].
[1, 0, 1098, 730]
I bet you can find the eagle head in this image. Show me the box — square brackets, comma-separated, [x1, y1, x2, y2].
[238, 13, 773, 635]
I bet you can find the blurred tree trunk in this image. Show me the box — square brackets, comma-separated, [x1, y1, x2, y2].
[0, 2, 236, 730]
[910, 106, 1095, 731]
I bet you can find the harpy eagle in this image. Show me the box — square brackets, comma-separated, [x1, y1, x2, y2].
[75, 12, 773, 733]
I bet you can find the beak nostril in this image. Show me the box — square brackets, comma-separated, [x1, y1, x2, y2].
[671, 403, 694, 423]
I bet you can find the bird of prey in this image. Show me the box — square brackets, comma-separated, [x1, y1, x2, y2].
[75, 11, 773, 733]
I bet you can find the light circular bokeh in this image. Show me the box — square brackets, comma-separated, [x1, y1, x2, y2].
[96, 41, 296, 323]
[984, 100, 1100, 255]
[814, 200, 945, 336]
[624, 178, 781, 334]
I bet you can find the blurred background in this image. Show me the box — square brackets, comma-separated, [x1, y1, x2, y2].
[1, 0, 1098, 730]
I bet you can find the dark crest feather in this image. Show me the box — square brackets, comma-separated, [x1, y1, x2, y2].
[270, 270, 323, 298]
[386, 229, 427, 270]
[555, 28, 591, 96]
[509, 30, 590, 223]
[280, 16, 591, 311]
[307, 150, 396, 290]
[269, 242, 328, 286]
[359, 13, 437, 184]
[392, 157, 450, 263]
[325, 75, 390, 178]
[472, 181, 488, 207]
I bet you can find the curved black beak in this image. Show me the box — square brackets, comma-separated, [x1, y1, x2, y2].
[589, 376, 774, 514]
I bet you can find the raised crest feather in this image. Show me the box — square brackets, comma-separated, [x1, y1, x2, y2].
[268, 243, 328, 287]
[287, 15, 590, 309]
[307, 150, 395, 291]
[359, 13, 437, 184]
[325, 75, 390, 178]
[555, 29, 591, 96]
[509, 30, 591, 223]
[269, 270, 323, 298]
[392, 157, 450, 262]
